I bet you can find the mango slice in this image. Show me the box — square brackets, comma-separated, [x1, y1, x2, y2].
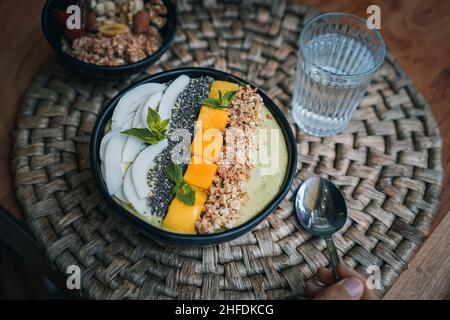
[184, 156, 218, 190]
[191, 128, 223, 162]
[162, 190, 207, 234]
[209, 80, 240, 99]
[163, 80, 241, 234]
[196, 80, 239, 132]
[197, 106, 229, 132]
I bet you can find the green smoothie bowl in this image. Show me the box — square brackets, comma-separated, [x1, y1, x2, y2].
[90, 67, 297, 246]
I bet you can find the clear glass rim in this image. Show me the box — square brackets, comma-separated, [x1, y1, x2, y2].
[299, 12, 386, 79]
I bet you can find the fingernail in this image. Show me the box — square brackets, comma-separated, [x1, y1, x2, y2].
[341, 277, 364, 299]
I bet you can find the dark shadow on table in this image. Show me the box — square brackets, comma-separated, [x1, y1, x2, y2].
[0, 206, 82, 300]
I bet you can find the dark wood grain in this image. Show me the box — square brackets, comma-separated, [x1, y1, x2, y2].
[0, 0, 448, 299]
[0, 0, 54, 219]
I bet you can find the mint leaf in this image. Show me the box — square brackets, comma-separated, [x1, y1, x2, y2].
[122, 108, 169, 145]
[146, 108, 160, 127]
[147, 107, 169, 135]
[148, 121, 158, 133]
[223, 91, 237, 104]
[122, 128, 149, 138]
[165, 162, 196, 206]
[201, 88, 238, 110]
[121, 128, 159, 144]
[176, 183, 195, 206]
[160, 118, 170, 130]
[165, 161, 183, 186]
[202, 97, 222, 109]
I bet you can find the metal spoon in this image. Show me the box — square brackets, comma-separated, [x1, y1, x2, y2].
[294, 176, 347, 280]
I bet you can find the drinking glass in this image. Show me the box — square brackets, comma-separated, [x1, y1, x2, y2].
[292, 13, 385, 136]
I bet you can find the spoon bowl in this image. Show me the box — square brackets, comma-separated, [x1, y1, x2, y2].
[295, 176, 348, 279]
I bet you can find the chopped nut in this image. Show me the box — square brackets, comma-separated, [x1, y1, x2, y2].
[133, 10, 150, 34]
[87, 11, 98, 32]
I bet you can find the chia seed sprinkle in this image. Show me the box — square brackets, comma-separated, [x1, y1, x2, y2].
[147, 76, 213, 217]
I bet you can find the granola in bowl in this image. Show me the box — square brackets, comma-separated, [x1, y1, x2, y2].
[56, 0, 168, 66]
[64, 27, 162, 66]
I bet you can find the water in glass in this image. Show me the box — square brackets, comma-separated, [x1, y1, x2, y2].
[292, 13, 385, 136]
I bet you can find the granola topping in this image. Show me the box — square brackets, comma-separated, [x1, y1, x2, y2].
[197, 85, 263, 234]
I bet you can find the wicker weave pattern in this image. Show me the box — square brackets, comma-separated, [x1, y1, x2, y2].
[12, 0, 442, 299]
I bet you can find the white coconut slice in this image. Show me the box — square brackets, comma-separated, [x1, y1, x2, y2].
[133, 101, 147, 128]
[100, 129, 120, 161]
[101, 111, 134, 162]
[103, 133, 127, 195]
[101, 162, 106, 177]
[114, 187, 127, 203]
[132, 139, 168, 199]
[120, 111, 136, 131]
[111, 109, 140, 131]
[159, 75, 190, 121]
[123, 165, 138, 202]
[121, 90, 165, 162]
[122, 91, 165, 163]
[111, 110, 137, 131]
[122, 136, 146, 163]
[111, 120, 120, 130]
[123, 165, 151, 216]
[111, 83, 166, 128]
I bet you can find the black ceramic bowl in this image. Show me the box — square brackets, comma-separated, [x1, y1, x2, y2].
[41, 0, 177, 79]
[90, 68, 297, 246]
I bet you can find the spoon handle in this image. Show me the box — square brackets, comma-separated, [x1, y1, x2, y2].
[325, 237, 340, 281]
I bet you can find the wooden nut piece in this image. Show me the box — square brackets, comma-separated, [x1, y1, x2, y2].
[133, 10, 150, 34]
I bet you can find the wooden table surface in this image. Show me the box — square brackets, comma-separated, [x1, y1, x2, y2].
[0, 0, 448, 299]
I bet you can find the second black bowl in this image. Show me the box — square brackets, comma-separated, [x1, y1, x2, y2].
[41, 0, 177, 79]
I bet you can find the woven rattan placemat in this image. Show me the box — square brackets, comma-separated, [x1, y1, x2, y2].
[12, 0, 443, 299]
